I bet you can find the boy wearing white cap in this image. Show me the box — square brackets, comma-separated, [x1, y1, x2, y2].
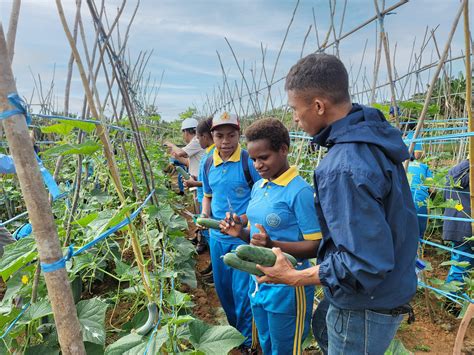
[165, 118, 205, 177]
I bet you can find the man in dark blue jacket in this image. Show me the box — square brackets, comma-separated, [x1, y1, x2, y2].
[443, 160, 473, 285]
[257, 53, 419, 354]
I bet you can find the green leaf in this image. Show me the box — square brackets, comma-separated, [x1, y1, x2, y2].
[440, 260, 471, 268]
[42, 140, 101, 157]
[169, 315, 195, 326]
[84, 341, 105, 355]
[73, 212, 99, 228]
[0, 238, 37, 281]
[166, 289, 193, 308]
[77, 298, 108, 345]
[20, 299, 53, 323]
[188, 319, 245, 355]
[105, 327, 168, 355]
[41, 123, 74, 135]
[59, 119, 96, 133]
[105, 334, 145, 355]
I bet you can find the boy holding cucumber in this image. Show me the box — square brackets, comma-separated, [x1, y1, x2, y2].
[221, 117, 322, 355]
[201, 112, 261, 354]
[256, 53, 419, 355]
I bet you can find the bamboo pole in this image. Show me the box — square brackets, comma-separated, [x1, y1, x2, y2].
[404, 0, 465, 170]
[453, 1, 473, 353]
[6, 0, 21, 63]
[0, 25, 85, 355]
[55, 0, 153, 300]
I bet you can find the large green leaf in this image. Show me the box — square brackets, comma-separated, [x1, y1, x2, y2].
[105, 327, 168, 355]
[188, 319, 244, 355]
[41, 123, 74, 135]
[20, 299, 53, 323]
[0, 238, 37, 281]
[77, 298, 108, 345]
[42, 140, 101, 157]
[41, 120, 96, 135]
[58, 119, 96, 133]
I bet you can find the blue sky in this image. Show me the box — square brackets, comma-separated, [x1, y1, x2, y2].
[0, 0, 470, 121]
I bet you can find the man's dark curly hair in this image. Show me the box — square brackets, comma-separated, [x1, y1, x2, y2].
[285, 53, 350, 104]
[245, 117, 290, 152]
[197, 117, 213, 135]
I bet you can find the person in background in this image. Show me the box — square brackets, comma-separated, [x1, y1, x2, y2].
[443, 160, 474, 286]
[221, 117, 322, 355]
[184, 117, 215, 256]
[255, 53, 418, 354]
[0, 154, 16, 256]
[201, 112, 260, 354]
[404, 123, 424, 160]
[165, 118, 205, 195]
[407, 152, 433, 238]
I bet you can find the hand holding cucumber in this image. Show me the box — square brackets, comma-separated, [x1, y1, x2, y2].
[255, 247, 298, 285]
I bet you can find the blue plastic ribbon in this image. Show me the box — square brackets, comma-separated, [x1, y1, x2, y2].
[0, 302, 31, 339]
[419, 238, 474, 259]
[0, 93, 31, 125]
[40, 190, 155, 273]
[40, 245, 74, 273]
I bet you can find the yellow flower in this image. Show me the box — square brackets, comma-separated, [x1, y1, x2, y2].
[455, 203, 464, 211]
[21, 275, 29, 285]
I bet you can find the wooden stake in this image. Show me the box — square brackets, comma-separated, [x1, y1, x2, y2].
[453, 1, 473, 353]
[0, 24, 85, 355]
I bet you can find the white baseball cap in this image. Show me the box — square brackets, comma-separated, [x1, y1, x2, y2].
[211, 112, 240, 130]
[181, 118, 198, 131]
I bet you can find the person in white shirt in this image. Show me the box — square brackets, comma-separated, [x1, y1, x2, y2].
[165, 118, 205, 177]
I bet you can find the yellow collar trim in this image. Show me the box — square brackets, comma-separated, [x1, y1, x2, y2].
[260, 166, 298, 187]
[213, 144, 241, 166]
[206, 144, 215, 153]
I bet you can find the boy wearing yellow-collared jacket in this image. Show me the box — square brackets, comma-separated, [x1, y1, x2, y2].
[222, 118, 321, 355]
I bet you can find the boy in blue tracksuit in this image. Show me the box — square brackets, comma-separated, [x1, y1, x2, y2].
[222, 118, 322, 354]
[257, 53, 419, 355]
[201, 112, 260, 353]
[407, 158, 433, 237]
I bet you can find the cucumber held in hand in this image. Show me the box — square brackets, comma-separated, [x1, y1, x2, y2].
[196, 217, 221, 230]
[223, 253, 264, 276]
[235, 245, 297, 267]
[176, 166, 191, 180]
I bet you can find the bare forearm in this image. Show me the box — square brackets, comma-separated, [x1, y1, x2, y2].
[202, 196, 211, 217]
[289, 265, 321, 287]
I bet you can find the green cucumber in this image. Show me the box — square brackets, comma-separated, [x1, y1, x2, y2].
[235, 245, 297, 267]
[176, 166, 191, 180]
[135, 302, 158, 335]
[223, 253, 264, 276]
[196, 217, 221, 230]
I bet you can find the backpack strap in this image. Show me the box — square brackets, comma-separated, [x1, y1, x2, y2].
[205, 149, 254, 189]
[203, 153, 214, 190]
[241, 149, 254, 189]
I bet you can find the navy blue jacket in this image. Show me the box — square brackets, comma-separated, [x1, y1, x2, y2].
[443, 160, 471, 242]
[313, 104, 419, 310]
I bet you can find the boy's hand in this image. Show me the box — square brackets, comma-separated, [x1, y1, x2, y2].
[219, 212, 243, 238]
[251, 224, 273, 248]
